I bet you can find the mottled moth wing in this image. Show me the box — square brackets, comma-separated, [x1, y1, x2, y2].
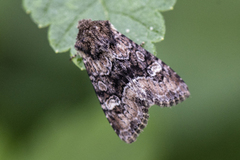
[75, 19, 190, 143]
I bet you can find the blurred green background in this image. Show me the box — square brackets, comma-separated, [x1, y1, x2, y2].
[1, 0, 240, 160]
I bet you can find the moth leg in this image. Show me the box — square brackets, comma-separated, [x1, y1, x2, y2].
[140, 42, 145, 47]
[69, 52, 82, 61]
[69, 54, 77, 61]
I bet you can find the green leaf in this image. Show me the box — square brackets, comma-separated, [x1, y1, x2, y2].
[23, 0, 176, 70]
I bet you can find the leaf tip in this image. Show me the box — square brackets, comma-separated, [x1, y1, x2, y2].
[26, 10, 31, 14]
[38, 24, 43, 28]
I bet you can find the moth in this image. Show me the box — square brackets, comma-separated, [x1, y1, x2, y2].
[74, 19, 190, 143]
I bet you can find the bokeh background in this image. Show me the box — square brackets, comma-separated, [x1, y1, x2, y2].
[1, 0, 240, 160]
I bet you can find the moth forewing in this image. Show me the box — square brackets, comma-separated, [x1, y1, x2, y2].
[75, 19, 190, 143]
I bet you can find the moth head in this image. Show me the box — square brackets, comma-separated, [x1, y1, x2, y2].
[75, 19, 114, 59]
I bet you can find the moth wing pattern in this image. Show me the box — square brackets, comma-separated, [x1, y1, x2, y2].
[75, 19, 190, 143]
